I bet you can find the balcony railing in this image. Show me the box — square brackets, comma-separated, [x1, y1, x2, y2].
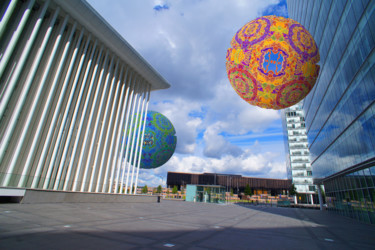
[292, 159, 309, 163]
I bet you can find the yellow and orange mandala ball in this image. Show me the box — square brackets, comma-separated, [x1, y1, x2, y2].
[226, 16, 320, 109]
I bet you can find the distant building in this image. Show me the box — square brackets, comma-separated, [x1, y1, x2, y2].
[281, 102, 317, 204]
[166, 172, 291, 196]
[185, 184, 226, 203]
[288, 0, 375, 223]
[136, 186, 185, 199]
[0, 0, 169, 196]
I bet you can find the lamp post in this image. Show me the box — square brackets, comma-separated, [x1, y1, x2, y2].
[159, 175, 164, 186]
[159, 176, 164, 198]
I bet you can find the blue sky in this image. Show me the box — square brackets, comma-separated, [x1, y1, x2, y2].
[87, 0, 289, 187]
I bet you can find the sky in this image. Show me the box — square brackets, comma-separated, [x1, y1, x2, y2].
[87, 0, 289, 187]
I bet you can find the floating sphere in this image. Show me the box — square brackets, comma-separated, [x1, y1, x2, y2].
[226, 15, 320, 110]
[139, 111, 177, 169]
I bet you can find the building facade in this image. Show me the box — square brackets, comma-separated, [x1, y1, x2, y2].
[281, 102, 316, 204]
[0, 0, 169, 195]
[288, 0, 375, 223]
[167, 172, 291, 196]
[185, 185, 226, 203]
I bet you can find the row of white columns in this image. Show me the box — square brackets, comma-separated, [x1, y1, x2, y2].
[0, 0, 150, 194]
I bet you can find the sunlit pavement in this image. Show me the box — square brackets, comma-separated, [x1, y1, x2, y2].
[1, 200, 374, 249]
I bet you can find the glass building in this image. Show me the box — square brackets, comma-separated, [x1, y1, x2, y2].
[287, 0, 375, 223]
[185, 184, 226, 203]
[281, 102, 316, 204]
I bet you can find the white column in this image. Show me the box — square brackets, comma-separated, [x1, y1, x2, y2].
[317, 184, 324, 210]
[88, 59, 120, 192]
[63, 45, 105, 191]
[114, 74, 135, 193]
[102, 77, 126, 193]
[107, 72, 132, 193]
[80, 55, 115, 192]
[0, 0, 35, 82]
[129, 81, 147, 194]
[72, 50, 110, 191]
[52, 37, 97, 190]
[99, 67, 128, 193]
[121, 79, 141, 194]
[31, 23, 82, 188]
[4, 15, 70, 187]
[310, 194, 314, 205]
[0, 0, 19, 39]
[41, 32, 89, 189]
[133, 84, 151, 194]
[0, 0, 49, 164]
[95, 66, 126, 193]
[30, 24, 82, 189]
[0, 6, 60, 187]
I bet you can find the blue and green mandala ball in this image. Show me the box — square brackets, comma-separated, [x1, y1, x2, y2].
[140, 111, 177, 169]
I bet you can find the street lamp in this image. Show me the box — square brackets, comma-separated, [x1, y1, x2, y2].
[159, 175, 164, 186]
[159, 176, 164, 198]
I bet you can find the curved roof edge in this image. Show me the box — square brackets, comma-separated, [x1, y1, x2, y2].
[54, 0, 170, 91]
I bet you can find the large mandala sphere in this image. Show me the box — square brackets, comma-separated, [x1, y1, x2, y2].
[226, 15, 320, 109]
[139, 111, 177, 169]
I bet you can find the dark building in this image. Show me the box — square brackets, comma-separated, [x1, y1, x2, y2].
[167, 172, 291, 196]
[288, 0, 375, 223]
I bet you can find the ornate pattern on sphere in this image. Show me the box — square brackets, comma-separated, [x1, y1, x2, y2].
[139, 111, 177, 169]
[226, 16, 320, 109]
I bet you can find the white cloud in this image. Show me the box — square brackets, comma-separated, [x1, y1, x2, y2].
[149, 98, 203, 154]
[87, 0, 281, 102]
[87, 0, 289, 186]
[205, 79, 281, 135]
[140, 148, 287, 185]
[203, 122, 243, 158]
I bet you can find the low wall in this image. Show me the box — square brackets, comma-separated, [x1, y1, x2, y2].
[15, 189, 158, 204]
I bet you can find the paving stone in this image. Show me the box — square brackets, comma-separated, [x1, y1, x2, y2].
[0, 200, 374, 249]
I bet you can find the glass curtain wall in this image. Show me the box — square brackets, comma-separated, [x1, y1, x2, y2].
[325, 167, 375, 224]
[288, 0, 375, 223]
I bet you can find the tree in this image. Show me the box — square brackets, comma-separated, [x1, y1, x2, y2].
[230, 188, 234, 197]
[129, 185, 135, 194]
[172, 185, 178, 194]
[157, 185, 162, 194]
[289, 183, 298, 196]
[142, 185, 148, 194]
[244, 184, 252, 196]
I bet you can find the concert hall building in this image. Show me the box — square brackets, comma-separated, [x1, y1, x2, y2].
[167, 172, 291, 196]
[0, 0, 170, 197]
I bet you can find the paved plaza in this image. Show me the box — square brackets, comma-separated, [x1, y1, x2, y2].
[0, 200, 374, 249]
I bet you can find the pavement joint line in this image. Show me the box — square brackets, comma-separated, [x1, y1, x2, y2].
[1, 201, 375, 249]
[295, 210, 330, 249]
[297, 208, 359, 248]
[163, 243, 175, 247]
[71, 230, 142, 247]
